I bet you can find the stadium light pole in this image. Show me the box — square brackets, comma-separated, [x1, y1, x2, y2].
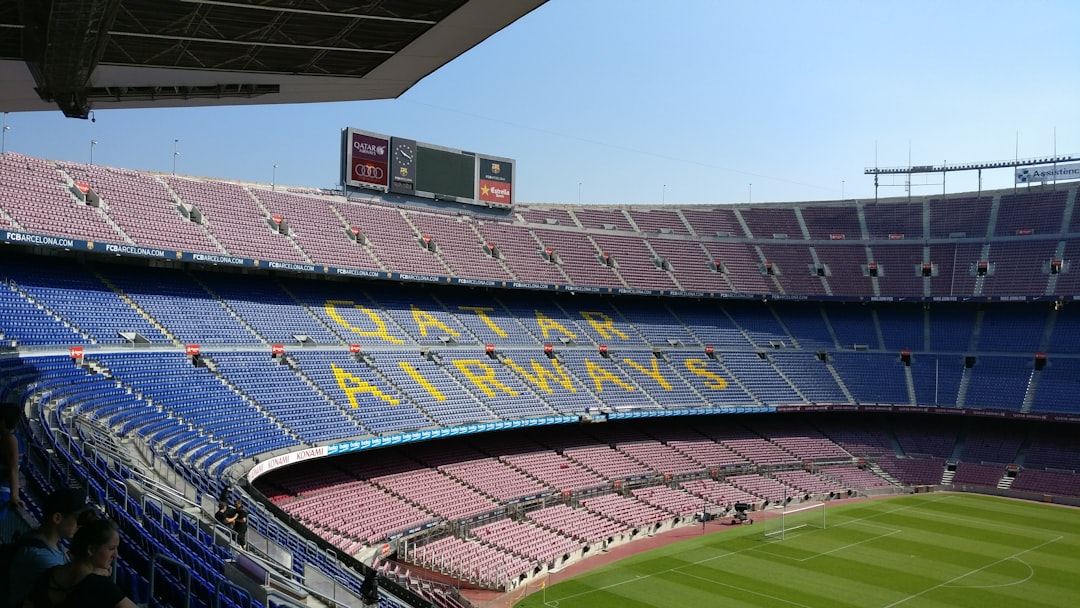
[90, 140, 97, 166]
[662, 184, 666, 204]
[2, 112, 9, 156]
[273, 164, 278, 191]
[173, 139, 180, 175]
[841, 180, 845, 201]
[577, 182, 582, 205]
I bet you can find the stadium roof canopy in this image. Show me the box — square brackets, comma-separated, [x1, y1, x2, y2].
[0, 0, 545, 118]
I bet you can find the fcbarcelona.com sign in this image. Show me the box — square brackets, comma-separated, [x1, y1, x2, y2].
[343, 128, 390, 190]
[1016, 163, 1080, 184]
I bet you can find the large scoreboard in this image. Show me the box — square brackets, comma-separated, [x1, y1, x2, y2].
[341, 127, 515, 207]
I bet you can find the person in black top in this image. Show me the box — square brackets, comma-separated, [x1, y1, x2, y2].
[231, 499, 248, 551]
[214, 500, 235, 530]
[27, 519, 136, 608]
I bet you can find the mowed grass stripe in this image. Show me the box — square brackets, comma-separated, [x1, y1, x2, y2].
[679, 555, 914, 608]
[892, 494, 1078, 538]
[515, 494, 1080, 608]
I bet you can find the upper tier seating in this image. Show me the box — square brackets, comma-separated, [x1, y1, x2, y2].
[3, 156, 1080, 300]
[163, 176, 310, 263]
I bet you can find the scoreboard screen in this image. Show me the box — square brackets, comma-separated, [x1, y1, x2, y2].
[341, 128, 390, 191]
[415, 145, 476, 201]
[343, 127, 514, 206]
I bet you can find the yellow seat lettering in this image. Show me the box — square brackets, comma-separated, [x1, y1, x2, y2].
[325, 300, 404, 345]
[458, 306, 509, 338]
[331, 363, 400, 408]
[412, 305, 460, 338]
[535, 310, 577, 340]
[584, 359, 634, 393]
[579, 311, 629, 340]
[685, 358, 728, 389]
[504, 358, 576, 394]
[622, 358, 672, 390]
[452, 359, 518, 398]
[398, 361, 446, 401]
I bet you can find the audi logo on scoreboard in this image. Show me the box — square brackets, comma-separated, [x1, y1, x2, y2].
[353, 165, 385, 180]
[344, 128, 390, 190]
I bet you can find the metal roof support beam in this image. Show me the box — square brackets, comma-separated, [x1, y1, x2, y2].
[20, 0, 123, 118]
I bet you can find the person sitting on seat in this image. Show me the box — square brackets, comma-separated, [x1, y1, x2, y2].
[26, 519, 137, 608]
[7, 488, 97, 608]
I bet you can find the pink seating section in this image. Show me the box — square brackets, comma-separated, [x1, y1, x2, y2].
[278, 481, 436, 544]
[163, 176, 311, 263]
[727, 473, 800, 503]
[775, 436, 852, 460]
[437, 458, 548, 502]
[406, 210, 512, 280]
[406, 535, 532, 589]
[770, 469, 846, 495]
[875, 456, 947, 486]
[375, 559, 471, 608]
[470, 518, 581, 564]
[0, 153, 125, 243]
[2, 153, 1079, 299]
[255, 188, 383, 270]
[629, 485, 712, 516]
[580, 493, 670, 526]
[818, 465, 894, 490]
[951, 462, 1005, 487]
[563, 445, 652, 480]
[614, 441, 702, 475]
[525, 503, 628, 543]
[715, 436, 802, 466]
[811, 421, 894, 457]
[680, 479, 762, 508]
[1011, 468, 1080, 496]
[500, 451, 607, 493]
[59, 161, 221, 253]
[370, 469, 501, 521]
[666, 439, 750, 469]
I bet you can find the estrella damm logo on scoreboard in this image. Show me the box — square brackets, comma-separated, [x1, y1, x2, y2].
[479, 158, 512, 205]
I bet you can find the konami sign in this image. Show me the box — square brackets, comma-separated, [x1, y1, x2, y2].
[248, 446, 328, 480]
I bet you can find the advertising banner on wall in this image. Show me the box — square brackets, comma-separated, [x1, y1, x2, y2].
[343, 128, 390, 190]
[478, 157, 514, 205]
[1015, 163, 1080, 184]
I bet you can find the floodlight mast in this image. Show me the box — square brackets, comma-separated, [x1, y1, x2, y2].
[864, 153, 1080, 202]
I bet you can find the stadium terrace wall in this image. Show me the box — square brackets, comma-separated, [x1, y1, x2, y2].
[243, 404, 1079, 485]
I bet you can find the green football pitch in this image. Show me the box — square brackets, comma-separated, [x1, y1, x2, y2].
[513, 494, 1080, 608]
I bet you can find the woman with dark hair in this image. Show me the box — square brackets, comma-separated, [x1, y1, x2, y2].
[25, 519, 137, 608]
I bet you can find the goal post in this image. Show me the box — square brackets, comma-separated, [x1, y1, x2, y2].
[763, 500, 826, 541]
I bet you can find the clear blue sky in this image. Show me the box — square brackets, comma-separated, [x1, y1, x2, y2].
[4, 0, 1078, 205]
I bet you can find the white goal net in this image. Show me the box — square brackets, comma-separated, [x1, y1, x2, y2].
[763, 500, 826, 541]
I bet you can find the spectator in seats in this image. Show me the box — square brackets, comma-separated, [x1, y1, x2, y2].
[7, 488, 98, 608]
[25, 519, 137, 608]
[231, 499, 248, 550]
[0, 402, 24, 519]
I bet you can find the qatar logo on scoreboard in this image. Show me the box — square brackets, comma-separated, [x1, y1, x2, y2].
[350, 132, 390, 188]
